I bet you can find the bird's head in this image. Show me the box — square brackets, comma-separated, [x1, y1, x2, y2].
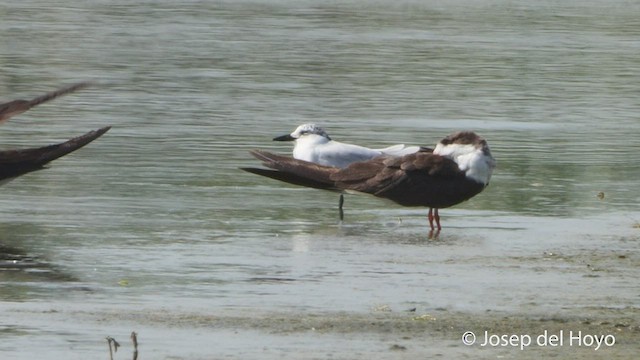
[433, 131, 496, 185]
[273, 123, 332, 142]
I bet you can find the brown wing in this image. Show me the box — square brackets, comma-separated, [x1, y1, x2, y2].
[0, 126, 110, 183]
[0, 82, 92, 124]
[242, 150, 341, 190]
[333, 152, 484, 208]
[243, 150, 486, 209]
[332, 152, 462, 194]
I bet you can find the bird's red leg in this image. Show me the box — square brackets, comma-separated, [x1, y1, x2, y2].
[434, 208, 442, 231]
[427, 208, 435, 231]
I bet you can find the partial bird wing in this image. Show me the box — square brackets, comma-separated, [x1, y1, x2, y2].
[0, 82, 92, 124]
[314, 141, 382, 168]
[375, 144, 421, 157]
[242, 150, 340, 190]
[0, 126, 111, 183]
[331, 152, 461, 194]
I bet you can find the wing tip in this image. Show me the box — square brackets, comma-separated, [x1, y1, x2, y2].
[94, 125, 112, 136]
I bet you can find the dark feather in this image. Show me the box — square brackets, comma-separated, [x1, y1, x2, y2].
[241, 167, 337, 191]
[0, 82, 92, 124]
[0, 126, 110, 182]
[249, 150, 339, 185]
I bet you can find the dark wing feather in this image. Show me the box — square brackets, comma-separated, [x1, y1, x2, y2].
[332, 152, 479, 207]
[241, 167, 336, 191]
[401, 152, 461, 176]
[331, 156, 402, 195]
[330, 156, 388, 183]
[248, 150, 339, 186]
[0, 126, 110, 182]
[0, 82, 92, 124]
[332, 152, 462, 192]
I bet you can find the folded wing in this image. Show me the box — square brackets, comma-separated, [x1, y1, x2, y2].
[242, 150, 340, 190]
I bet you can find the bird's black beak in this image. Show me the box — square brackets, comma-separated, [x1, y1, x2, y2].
[273, 134, 295, 141]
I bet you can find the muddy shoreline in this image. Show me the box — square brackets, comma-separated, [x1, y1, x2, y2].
[9, 304, 637, 359]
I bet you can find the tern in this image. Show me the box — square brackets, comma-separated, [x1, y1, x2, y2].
[273, 123, 422, 219]
[0, 82, 92, 124]
[273, 123, 420, 168]
[0, 127, 111, 185]
[243, 131, 495, 233]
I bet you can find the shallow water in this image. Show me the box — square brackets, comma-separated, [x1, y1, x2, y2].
[1, 0, 639, 358]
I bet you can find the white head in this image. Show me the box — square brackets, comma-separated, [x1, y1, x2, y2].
[273, 123, 331, 143]
[433, 131, 496, 185]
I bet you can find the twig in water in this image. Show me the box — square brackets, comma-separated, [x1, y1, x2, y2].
[106, 336, 120, 360]
[131, 332, 139, 360]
